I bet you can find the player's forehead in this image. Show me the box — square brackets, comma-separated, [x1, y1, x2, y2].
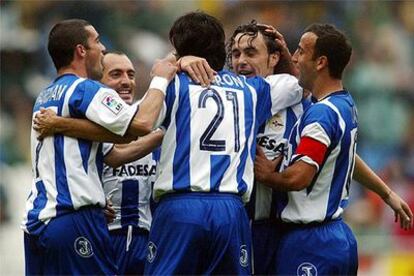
[103, 53, 135, 72]
[85, 25, 99, 41]
[233, 32, 267, 51]
[299, 32, 317, 53]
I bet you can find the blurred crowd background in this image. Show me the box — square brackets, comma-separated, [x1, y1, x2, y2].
[1, 1, 413, 275]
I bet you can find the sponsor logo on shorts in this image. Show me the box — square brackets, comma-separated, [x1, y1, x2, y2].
[74, 236, 94, 258]
[147, 241, 157, 263]
[239, 245, 249, 267]
[297, 262, 317, 276]
[102, 94, 124, 115]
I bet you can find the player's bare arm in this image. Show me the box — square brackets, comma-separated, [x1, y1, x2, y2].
[162, 52, 215, 87]
[353, 155, 413, 230]
[33, 107, 135, 143]
[104, 128, 164, 168]
[127, 58, 177, 136]
[254, 146, 317, 191]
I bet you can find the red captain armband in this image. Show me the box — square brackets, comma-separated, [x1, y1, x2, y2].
[296, 136, 328, 166]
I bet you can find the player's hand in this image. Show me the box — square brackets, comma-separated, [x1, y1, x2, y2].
[104, 198, 116, 224]
[178, 56, 216, 87]
[33, 107, 58, 140]
[254, 146, 281, 184]
[258, 23, 299, 76]
[384, 190, 413, 230]
[258, 24, 289, 54]
[150, 58, 178, 82]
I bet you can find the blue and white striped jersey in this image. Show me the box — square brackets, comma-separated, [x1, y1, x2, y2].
[102, 144, 160, 232]
[277, 90, 358, 223]
[153, 71, 303, 202]
[22, 74, 137, 235]
[248, 95, 312, 221]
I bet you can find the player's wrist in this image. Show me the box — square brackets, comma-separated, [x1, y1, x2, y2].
[149, 76, 169, 96]
[381, 189, 393, 201]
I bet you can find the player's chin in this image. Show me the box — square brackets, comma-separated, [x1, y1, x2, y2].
[120, 95, 133, 104]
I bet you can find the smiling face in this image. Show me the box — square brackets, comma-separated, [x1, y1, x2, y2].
[84, 25, 106, 80]
[101, 53, 136, 105]
[231, 32, 278, 78]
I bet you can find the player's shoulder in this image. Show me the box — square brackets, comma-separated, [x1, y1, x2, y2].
[265, 73, 297, 83]
[324, 90, 355, 108]
[77, 79, 118, 98]
[303, 100, 338, 125]
[265, 73, 300, 90]
[78, 78, 105, 90]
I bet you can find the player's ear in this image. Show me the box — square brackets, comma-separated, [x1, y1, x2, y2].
[74, 44, 87, 59]
[316, 55, 328, 71]
[269, 51, 280, 69]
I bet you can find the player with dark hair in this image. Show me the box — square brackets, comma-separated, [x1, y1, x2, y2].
[255, 23, 359, 275]
[227, 20, 298, 76]
[227, 21, 412, 275]
[227, 20, 312, 274]
[21, 19, 175, 275]
[33, 51, 164, 274]
[31, 17, 412, 275]
[144, 11, 303, 274]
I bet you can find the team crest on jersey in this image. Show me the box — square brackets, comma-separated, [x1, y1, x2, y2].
[297, 262, 317, 276]
[102, 94, 124, 115]
[267, 113, 284, 131]
[239, 245, 249, 267]
[74, 236, 94, 258]
[147, 241, 157, 263]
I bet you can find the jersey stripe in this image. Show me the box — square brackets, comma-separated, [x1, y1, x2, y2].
[153, 71, 303, 203]
[278, 91, 357, 223]
[173, 77, 191, 191]
[23, 75, 137, 234]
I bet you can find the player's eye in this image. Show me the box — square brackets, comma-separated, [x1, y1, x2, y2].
[110, 72, 121, 78]
[232, 51, 240, 59]
[245, 50, 256, 57]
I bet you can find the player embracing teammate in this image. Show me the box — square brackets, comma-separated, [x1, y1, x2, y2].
[23, 12, 412, 276]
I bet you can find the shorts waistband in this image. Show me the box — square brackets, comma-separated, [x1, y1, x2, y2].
[109, 227, 149, 236]
[251, 218, 277, 225]
[275, 218, 342, 230]
[160, 192, 243, 203]
[77, 204, 102, 211]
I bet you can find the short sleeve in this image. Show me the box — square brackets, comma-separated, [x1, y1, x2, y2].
[154, 75, 177, 129]
[265, 74, 303, 116]
[246, 76, 272, 127]
[82, 84, 138, 136]
[299, 103, 339, 147]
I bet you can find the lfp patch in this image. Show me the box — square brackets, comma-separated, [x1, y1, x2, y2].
[102, 94, 124, 114]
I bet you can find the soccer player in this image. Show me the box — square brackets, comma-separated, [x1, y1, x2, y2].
[97, 51, 161, 275]
[21, 19, 175, 275]
[145, 12, 303, 275]
[254, 23, 360, 275]
[227, 21, 312, 275]
[34, 51, 164, 274]
[228, 21, 413, 274]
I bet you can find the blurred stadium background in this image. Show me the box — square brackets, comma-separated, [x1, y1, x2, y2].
[1, 1, 413, 275]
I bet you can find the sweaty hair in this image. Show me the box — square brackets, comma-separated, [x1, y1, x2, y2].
[48, 19, 91, 70]
[169, 11, 226, 71]
[227, 20, 289, 74]
[304, 23, 352, 79]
